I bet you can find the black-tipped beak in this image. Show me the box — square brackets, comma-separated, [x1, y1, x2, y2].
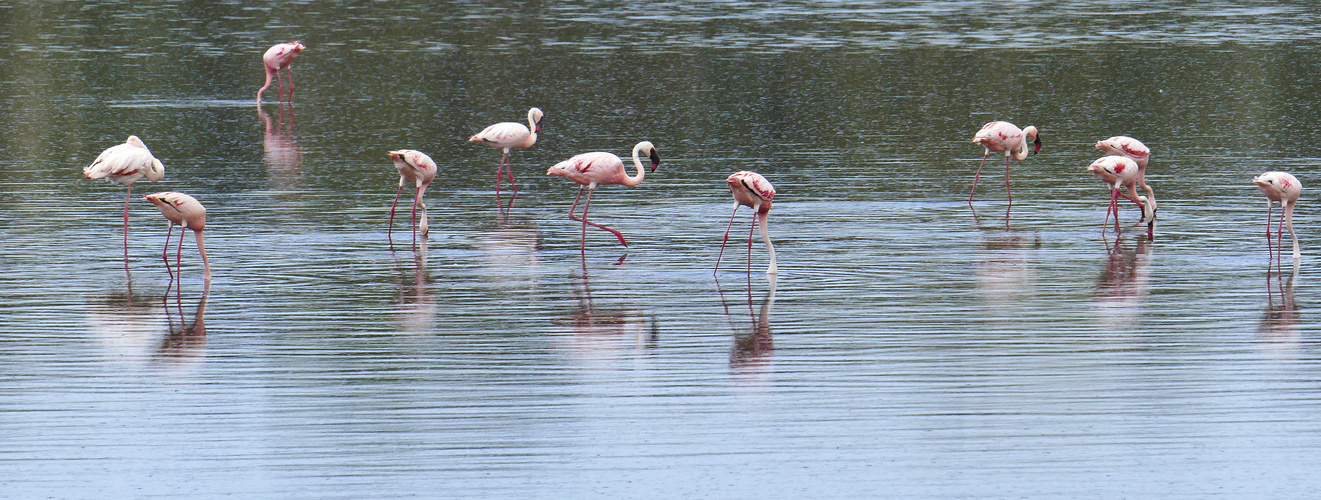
[535, 118, 543, 133]
[1032, 135, 1042, 155]
[649, 149, 660, 172]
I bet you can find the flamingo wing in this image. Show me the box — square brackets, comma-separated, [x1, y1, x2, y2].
[472, 122, 530, 147]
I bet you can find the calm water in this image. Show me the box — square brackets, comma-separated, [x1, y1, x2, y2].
[2, 1, 1320, 498]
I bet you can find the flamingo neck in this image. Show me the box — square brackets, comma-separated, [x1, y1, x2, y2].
[622, 146, 647, 187]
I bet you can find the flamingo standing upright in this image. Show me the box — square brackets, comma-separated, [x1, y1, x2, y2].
[546, 141, 660, 253]
[469, 107, 544, 197]
[84, 135, 166, 263]
[1254, 171, 1303, 262]
[257, 41, 306, 103]
[714, 171, 778, 276]
[387, 150, 438, 248]
[1087, 156, 1156, 238]
[143, 192, 210, 282]
[969, 121, 1041, 204]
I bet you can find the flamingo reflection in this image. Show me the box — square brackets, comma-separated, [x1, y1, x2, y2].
[1092, 236, 1151, 328]
[550, 259, 657, 359]
[392, 233, 436, 334]
[1261, 263, 1300, 353]
[974, 231, 1041, 305]
[155, 281, 210, 369]
[722, 273, 777, 375]
[86, 288, 166, 360]
[258, 104, 302, 188]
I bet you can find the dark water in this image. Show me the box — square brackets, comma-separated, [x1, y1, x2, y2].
[2, 1, 1320, 498]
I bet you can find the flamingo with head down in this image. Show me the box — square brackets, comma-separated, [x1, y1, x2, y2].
[257, 41, 306, 103]
[1087, 156, 1156, 238]
[714, 171, 778, 276]
[1254, 171, 1302, 262]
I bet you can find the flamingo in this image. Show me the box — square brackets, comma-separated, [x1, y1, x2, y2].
[84, 135, 165, 263]
[969, 121, 1041, 204]
[469, 107, 544, 197]
[546, 141, 660, 252]
[1096, 136, 1156, 222]
[387, 150, 438, 248]
[1087, 156, 1156, 238]
[714, 171, 778, 276]
[1254, 172, 1302, 262]
[257, 41, 306, 103]
[143, 192, 210, 282]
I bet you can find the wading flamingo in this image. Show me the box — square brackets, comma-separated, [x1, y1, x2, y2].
[1254, 172, 1302, 262]
[257, 41, 305, 103]
[144, 192, 210, 282]
[1096, 136, 1156, 222]
[1087, 156, 1156, 238]
[84, 135, 165, 262]
[969, 121, 1041, 204]
[714, 171, 778, 276]
[387, 150, 438, 248]
[546, 141, 660, 252]
[469, 107, 544, 196]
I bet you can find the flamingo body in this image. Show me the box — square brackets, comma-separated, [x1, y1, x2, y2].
[387, 149, 438, 247]
[969, 121, 1041, 203]
[1254, 171, 1302, 262]
[547, 141, 660, 251]
[470, 107, 544, 196]
[715, 171, 778, 275]
[144, 192, 210, 282]
[1087, 156, 1156, 238]
[257, 41, 306, 103]
[84, 135, 165, 262]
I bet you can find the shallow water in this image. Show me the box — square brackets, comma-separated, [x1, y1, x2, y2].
[2, 1, 1320, 498]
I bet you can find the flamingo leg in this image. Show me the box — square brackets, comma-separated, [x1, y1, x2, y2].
[1003, 155, 1013, 204]
[714, 202, 740, 274]
[123, 185, 132, 266]
[1111, 189, 1122, 233]
[409, 184, 422, 249]
[388, 177, 404, 244]
[495, 150, 508, 198]
[968, 150, 989, 204]
[505, 153, 519, 195]
[568, 183, 628, 247]
[759, 210, 777, 275]
[1285, 201, 1299, 261]
[175, 222, 186, 283]
[1266, 201, 1275, 263]
[284, 66, 294, 100]
[161, 222, 175, 280]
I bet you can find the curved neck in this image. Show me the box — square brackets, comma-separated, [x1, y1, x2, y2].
[622, 145, 646, 187]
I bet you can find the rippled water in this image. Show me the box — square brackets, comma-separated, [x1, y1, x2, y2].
[2, 1, 1320, 498]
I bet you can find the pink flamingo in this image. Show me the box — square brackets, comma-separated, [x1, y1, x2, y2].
[469, 107, 544, 196]
[257, 41, 306, 103]
[84, 135, 165, 262]
[969, 121, 1041, 203]
[144, 192, 210, 282]
[546, 141, 660, 252]
[1087, 156, 1156, 238]
[387, 150, 438, 247]
[714, 171, 778, 276]
[1096, 136, 1156, 221]
[1254, 172, 1302, 262]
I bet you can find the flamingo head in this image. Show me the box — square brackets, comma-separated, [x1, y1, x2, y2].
[291, 41, 306, 53]
[1024, 126, 1041, 155]
[639, 141, 660, 172]
[528, 107, 544, 133]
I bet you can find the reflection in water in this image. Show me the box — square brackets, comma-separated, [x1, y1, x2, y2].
[725, 273, 777, 377]
[259, 103, 302, 188]
[85, 288, 166, 359]
[1261, 264, 1300, 353]
[974, 231, 1040, 305]
[550, 261, 657, 360]
[155, 281, 210, 370]
[393, 234, 436, 333]
[1092, 236, 1151, 328]
[475, 218, 540, 272]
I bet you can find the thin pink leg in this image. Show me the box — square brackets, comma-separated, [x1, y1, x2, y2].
[1266, 203, 1275, 263]
[285, 66, 294, 100]
[1278, 208, 1286, 271]
[714, 204, 740, 274]
[569, 185, 628, 247]
[1111, 189, 1122, 233]
[580, 187, 592, 254]
[123, 186, 132, 267]
[176, 223, 186, 283]
[505, 152, 519, 195]
[388, 180, 403, 244]
[496, 150, 508, 198]
[161, 222, 175, 280]
[1004, 156, 1013, 204]
[968, 152, 989, 204]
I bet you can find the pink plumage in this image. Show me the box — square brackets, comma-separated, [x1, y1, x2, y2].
[1254, 171, 1303, 262]
[968, 121, 1041, 204]
[469, 107, 544, 196]
[257, 41, 305, 103]
[547, 141, 659, 252]
[144, 192, 210, 283]
[387, 149, 438, 248]
[715, 171, 778, 276]
[1087, 156, 1156, 238]
[84, 135, 165, 264]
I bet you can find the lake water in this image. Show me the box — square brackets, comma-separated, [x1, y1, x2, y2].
[2, 1, 1320, 498]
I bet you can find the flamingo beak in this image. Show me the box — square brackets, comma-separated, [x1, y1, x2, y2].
[649, 149, 660, 172]
[1032, 135, 1042, 155]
